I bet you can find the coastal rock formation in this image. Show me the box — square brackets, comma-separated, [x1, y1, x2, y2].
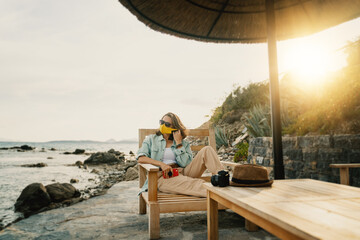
[108, 148, 123, 156]
[84, 150, 125, 165]
[21, 163, 48, 168]
[124, 160, 137, 170]
[124, 166, 138, 181]
[15, 182, 81, 217]
[78, 160, 138, 198]
[75, 161, 83, 168]
[14, 183, 51, 216]
[12, 151, 137, 225]
[0, 145, 35, 151]
[63, 149, 86, 155]
[70, 178, 79, 183]
[20, 145, 34, 150]
[45, 183, 80, 202]
[73, 149, 85, 154]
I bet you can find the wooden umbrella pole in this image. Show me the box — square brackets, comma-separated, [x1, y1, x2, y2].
[265, 0, 285, 179]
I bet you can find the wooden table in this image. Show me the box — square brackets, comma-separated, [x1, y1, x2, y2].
[203, 179, 360, 240]
[330, 163, 360, 185]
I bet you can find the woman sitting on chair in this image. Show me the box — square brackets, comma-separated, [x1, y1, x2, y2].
[137, 112, 224, 197]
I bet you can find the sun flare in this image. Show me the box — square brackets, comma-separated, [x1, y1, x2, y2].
[288, 47, 329, 76]
[281, 42, 346, 87]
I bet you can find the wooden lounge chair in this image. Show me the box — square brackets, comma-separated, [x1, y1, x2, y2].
[138, 128, 235, 239]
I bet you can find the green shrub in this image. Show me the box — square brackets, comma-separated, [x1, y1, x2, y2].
[221, 110, 244, 124]
[210, 106, 223, 124]
[210, 82, 269, 124]
[233, 141, 249, 162]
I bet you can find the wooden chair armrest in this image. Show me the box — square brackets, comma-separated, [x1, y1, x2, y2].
[139, 163, 161, 172]
[330, 163, 360, 168]
[139, 163, 160, 188]
[329, 163, 360, 185]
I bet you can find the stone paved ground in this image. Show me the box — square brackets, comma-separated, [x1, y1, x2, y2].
[0, 180, 278, 240]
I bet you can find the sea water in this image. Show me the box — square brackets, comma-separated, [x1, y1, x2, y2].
[0, 141, 138, 229]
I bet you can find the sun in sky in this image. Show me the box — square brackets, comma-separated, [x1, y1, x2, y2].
[280, 40, 347, 88]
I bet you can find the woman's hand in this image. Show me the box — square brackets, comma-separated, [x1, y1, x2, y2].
[173, 130, 183, 145]
[160, 163, 173, 179]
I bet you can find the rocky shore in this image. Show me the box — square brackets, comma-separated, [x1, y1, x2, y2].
[2, 140, 240, 232]
[2, 148, 139, 231]
[0, 144, 35, 152]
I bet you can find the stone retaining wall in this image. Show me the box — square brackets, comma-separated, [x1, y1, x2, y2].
[248, 135, 360, 186]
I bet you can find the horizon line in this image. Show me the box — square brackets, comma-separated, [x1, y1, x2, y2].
[0, 139, 138, 143]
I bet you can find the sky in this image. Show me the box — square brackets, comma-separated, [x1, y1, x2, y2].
[1, 0, 360, 142]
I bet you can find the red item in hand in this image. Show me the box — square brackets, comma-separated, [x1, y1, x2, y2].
[172, 168, 179, 177]
[163, 168, 179, 178]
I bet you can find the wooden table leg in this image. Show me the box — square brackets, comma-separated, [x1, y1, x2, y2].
[245, 219, 259, 231]
[339, 167, 349, 185]
[207, 191, 218, 240]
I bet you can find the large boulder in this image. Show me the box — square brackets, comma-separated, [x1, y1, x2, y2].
[73, 149, 85, 154]
[15, 183, 51, 215]
[45, 183, 80, 203]
[84, 151, 125, 165]
[124, 166, 139, 181]
[108, 149, 122, 156]
[20, 145, 34, 150]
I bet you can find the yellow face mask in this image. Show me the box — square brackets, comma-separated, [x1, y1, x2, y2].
[159, 124, 177, 134]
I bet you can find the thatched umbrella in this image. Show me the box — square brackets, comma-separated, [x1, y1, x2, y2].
[118, 0, 360, 179]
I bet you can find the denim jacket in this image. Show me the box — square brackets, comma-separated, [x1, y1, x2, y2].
[136, 134, 193, 194]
